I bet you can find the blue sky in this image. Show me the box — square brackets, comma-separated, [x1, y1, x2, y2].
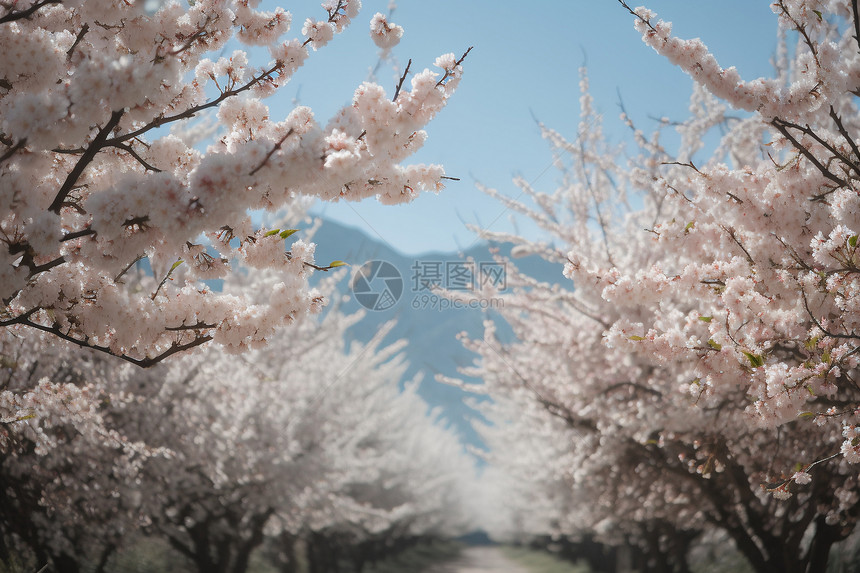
[267, 1, 779, 255]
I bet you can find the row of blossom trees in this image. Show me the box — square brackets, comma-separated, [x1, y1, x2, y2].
[1, 0, 475, 570]
[1, 269, 475, 572]
[458, 1, 860, 572]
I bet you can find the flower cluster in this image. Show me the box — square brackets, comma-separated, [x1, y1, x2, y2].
[0, 0, 466, 366]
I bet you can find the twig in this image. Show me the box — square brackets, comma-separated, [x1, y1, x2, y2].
[0, 0, 60, 24]
[18, 316, 213, 368]
[115, 142, 161, 172]
[0, 139, 26, 164]
[773, 117, 860, 178]
[165, 321, 215, 331]
[151, 259, 183, 300]
[722, 225, 755, 266]
[249, 128, 294, 176]
[662, 160, 701, 173]
[105, 64, 280, 146]
[829, 106, 860, 165]
[392, 59, 411, 102]
[771, 118, 847, 189]
[801, 287, 860, 341]
[67, 23, 89, 60]
[774, 0, 820, 66]
[435, 47, 472, 87]
[617, 0, 657, 32]
[114, 254, 145, 282]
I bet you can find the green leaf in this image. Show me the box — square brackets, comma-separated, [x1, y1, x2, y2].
[806, 386, 816, 396]
[794, 462, 804, 472]
[804, 336, 820, 351]
[742, 351, 764, 368]
[685, 221, 695, 232]
[798, 412, 815, 419]
[849, 235, 858, 248]
[628, 335, 647, 341]
[698, 316, 712, 323]
[279, 229, 299, 239]
[822, 350, 831, 364]
[707, 339, 722, 351]
[328, 261, 347, 268]
[264, 229, 280, 237]
[812, 9, 822, 20]
[691, 378, 701, 386]
[170, 259, 184, 272]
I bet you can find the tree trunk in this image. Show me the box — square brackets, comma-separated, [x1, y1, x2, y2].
[803, 517, 839, 573]
[50, 552, 82, 573]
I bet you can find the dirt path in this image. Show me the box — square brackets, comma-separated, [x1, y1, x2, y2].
[424, 546, 532, 573]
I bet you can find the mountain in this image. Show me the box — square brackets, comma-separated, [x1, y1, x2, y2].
[310, 219, 566, 449]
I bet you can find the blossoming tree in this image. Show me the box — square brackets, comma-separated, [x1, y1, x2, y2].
[0, 271, 475, 572]
[0, 0, 466, 366]
[457, 2, 860, 571]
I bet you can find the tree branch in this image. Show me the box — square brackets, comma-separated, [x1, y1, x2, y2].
[392, 59, 411, 102]
[771, 118, 848, 189]
[829, 106, 860, 166]
[248, 128, 294, 176]
[3, 314, 213, 368]
[773, 117, 860, 178]
[0, 0, 61, 24]
[114, 142, 161, 172]
[0, 139, 26, 165]
[48, 110, 124, 214]
[60, 228, 96, 242]
[105, 64, 280, 147]
[435, 46, 472, 88]
[852, 0, 860, 53]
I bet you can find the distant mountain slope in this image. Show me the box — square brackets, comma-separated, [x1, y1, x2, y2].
[310, 219, 566, 448]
